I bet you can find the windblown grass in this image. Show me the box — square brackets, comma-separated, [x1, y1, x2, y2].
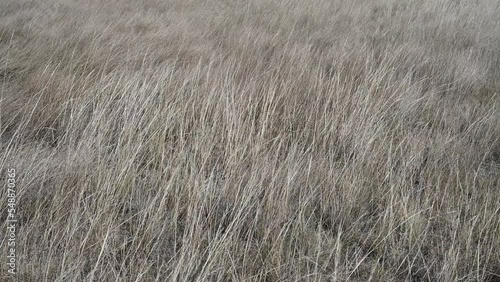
[1, 0, 500, 281]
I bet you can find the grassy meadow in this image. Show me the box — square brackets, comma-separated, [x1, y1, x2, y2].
[1, 0, 500, 281]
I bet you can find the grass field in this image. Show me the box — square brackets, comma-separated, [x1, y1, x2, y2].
[1, 0, 500, 281]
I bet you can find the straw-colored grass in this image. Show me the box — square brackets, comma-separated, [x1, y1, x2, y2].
[1, 0, 500, 281]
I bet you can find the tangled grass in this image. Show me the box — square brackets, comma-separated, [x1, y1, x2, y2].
[1, 0, 500, 281]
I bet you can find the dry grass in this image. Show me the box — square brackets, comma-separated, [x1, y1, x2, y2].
[1, 0, 500, 281]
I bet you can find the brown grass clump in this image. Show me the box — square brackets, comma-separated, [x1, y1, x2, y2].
[1, 0, 500, 281]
